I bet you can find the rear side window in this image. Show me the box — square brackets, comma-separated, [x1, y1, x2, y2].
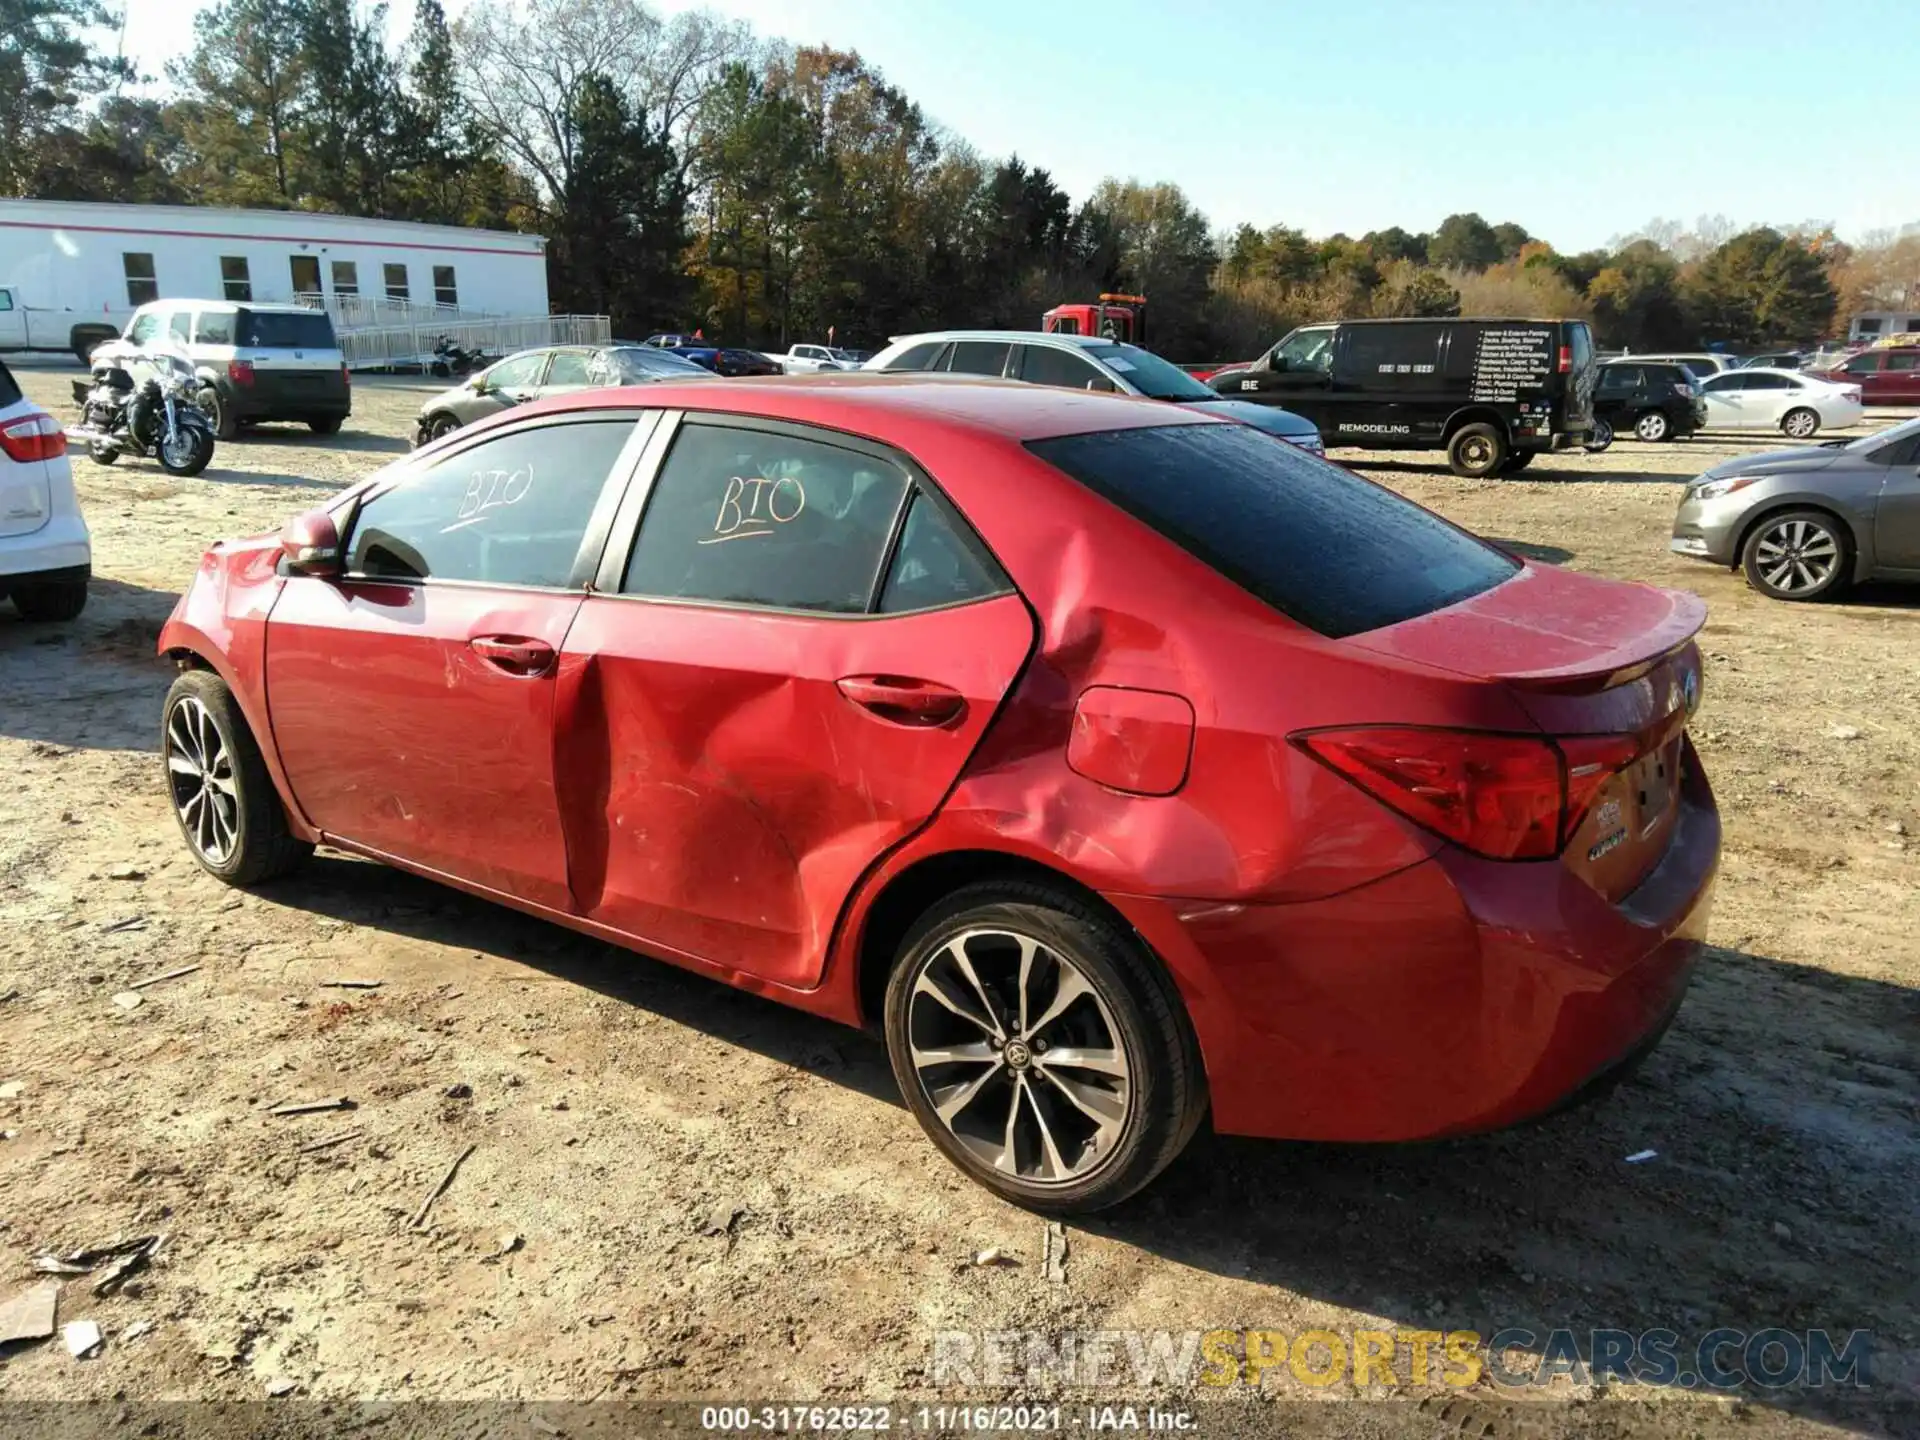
[1888, 353, 1920, 372]
[195, 311, 234, 345]
[1017, 345, 1108, 390]
[946, 341, 1011, 377]
[0, 358, 20, 407]
[879, 491, 1008, 613]
[881, 341, 945, 371]
[239, 311, 338, 349]
[1027, 423, 1519, 639]
[346, 420, 635, 588]
[623, 422, 911, 613]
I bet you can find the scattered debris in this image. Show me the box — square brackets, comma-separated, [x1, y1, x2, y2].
[268, 1097, 357, 1117]
[497, 1232, 523, 1256]
[0, 1284, 59, 1345]
[1827, 725, 1862, 741]
[443, 1083, 472, 1100]
[129, 963, 201, 991]
[35, 1235, 160, 1281]
[411, 1143, 477, 1230]
[530, 1415, 562, 1437]
[111, 991, 143, 1012]
[698, 1201, 746, 1239]
[265, 1375, 298, 1397]
[1043, 1221, 1069, 1284]
[972, 1246, 1018, 1268]
[100, 916, 148, 934]
[319, 979, 383, 990]
[1890, 821, 1909, 836]
[1773, 1222, 1792, 1240]
[0, 989, 18, 1005]
[1624, 1149, 1659, 1164]
[63, 1319, 103, 1358]
[93, 1235, 164, 1296]
[120, 1319, 154, 1343]
[105, 864, 146, 881]
[0, 1080, 24, 1100]
[32, 1257, 92, 1277]
[298, 1129, 364, 1154]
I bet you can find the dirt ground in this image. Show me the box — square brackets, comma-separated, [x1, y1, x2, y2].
[0, 364, 1914, 1434]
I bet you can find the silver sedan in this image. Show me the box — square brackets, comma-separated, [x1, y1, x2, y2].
[1669, 415, 1920, 600]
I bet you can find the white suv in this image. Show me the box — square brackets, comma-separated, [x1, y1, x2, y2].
[0, 358, 90, 620]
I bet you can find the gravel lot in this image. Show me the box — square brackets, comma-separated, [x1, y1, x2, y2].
[0, 364, 1915, 1433]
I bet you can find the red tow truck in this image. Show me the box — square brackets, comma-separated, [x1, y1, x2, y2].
[1041, 294, 1146, 344]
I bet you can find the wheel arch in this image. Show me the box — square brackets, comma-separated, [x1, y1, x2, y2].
[1441, 405, 1510, 440]
[1731, 499, 1864, 579]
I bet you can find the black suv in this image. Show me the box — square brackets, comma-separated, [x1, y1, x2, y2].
[1592, 361, 1705, 444]
[1207, 317, 1596, 477]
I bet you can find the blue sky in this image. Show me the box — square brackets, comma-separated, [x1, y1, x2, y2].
[122, 0, 1919, 250]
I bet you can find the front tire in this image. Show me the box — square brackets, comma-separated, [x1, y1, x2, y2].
[883, 881, 1206, 1214]
[1740, 508, 1852, 603]
[1781, 406, 1820, 439]
[1634, 409, 1671, 442]
[1446, 422, 1508, 478]
[157, 424, 214, 477]
[162, 670, 313, 885]
[201, 386, 238, 442]
[11, 580, 88, 622]
[426, 413, 461, 442]
[1499, 451, 1535, 473]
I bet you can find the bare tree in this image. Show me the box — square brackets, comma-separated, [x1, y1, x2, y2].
[452, 0, 747, 206]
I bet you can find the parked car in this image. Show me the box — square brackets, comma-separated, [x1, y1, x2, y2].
[644, 333, 721, 370]
[783, 343, 860, 373]
[93, 300, 350, 441]
[1739, 351, 1805, 371]
[1205, 318, 1596, 476]
[1593, 360, 1705, 443]
[0, 357, 90, 620]
[1670, 414, 1920, 601]
[713, 347, 781, 378]
[1808, 346, 1920, 406]
[1624, 352, 1742, 379]
[864, 330, 1324, 454]
[158, 376, 1717, 1212]
[0, 284, 123, 362]
[1698, 368, 1862, 438]
[412, 343, 711, 445]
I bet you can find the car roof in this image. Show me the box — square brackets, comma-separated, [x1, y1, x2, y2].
[136, 299, 316, 316]
[886, 330, 1119, 353]
[502, 373, 1211, 444]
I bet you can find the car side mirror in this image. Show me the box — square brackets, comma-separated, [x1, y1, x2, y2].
[1268, 354, 1287, 372]
[280, 509, 343, 580]
[467, 375, 487, 393]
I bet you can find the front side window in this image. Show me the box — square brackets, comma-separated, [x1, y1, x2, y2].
[345, 421, 636, 588]
[1702, 374, 1742, 394]
[946, 341, 1011, 377]
[1274, 326, 1335, 372]
[1016, 345, 1108, 391]
[1844, 353, 1880, 374]
[123, 252, 158, 306]
[433, 265, 458, 306]
[544, 351, 592, 387]
[220, 256, 252, 303]
[483, 352, 547, 389]
[384, 263, 409, 301]
[1028, 423, 1518, 640]
[623, 422, 911, 613]
[127, 312, 159, 345]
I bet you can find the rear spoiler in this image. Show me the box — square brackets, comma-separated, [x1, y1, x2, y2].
[1490, 589, 1706, 692]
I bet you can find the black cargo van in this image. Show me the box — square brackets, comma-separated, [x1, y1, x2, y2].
[1207, 318, 1596, 477]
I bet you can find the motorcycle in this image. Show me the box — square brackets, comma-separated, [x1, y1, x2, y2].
[429, 337, 490, 378]
[1584, 416, 1614, 453]
[67, 344, 216, 477]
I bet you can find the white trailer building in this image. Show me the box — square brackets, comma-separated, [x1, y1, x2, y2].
[0, 198, 549, 317]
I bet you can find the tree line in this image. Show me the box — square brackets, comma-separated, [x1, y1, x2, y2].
[7, 0, 1913, 359]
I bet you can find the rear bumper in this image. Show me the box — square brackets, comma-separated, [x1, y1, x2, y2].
[0, 511, 91, 581]
[1106, 756, 1719, 1142]
[228, 372, 351, 421]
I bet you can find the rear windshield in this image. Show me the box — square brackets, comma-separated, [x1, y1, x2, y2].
[238, 311, 338, 349]
[1027, 423, 1518, 639]
[0, 357, 20, 408]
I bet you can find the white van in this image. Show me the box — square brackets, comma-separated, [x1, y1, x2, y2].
[96, 300, 351, 439]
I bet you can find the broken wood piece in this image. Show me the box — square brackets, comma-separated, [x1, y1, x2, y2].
[129, 964, 201, 991]
[318, 979, 383, 989]
[298, 1129, 364, 1154]
[268, 1097, 356, 1117]
[93, 1235, 164, 1296]
[410, 1142, 477, 1230]
[0, 1284, 59, 1345]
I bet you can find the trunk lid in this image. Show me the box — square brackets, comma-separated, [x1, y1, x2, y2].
[1352, 562, 1706, 900]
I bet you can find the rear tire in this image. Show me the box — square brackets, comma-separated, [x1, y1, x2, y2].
[1584, 417, 1614, 452]
[202, 386, 238, 442]
[88, 443, 120, 466]
[1740, 508, 1851, 603]
[1781, 406, 1820, 439]
[11, 580, 88, 622]
[1446, 422, 1508, 478]
[161, 669, 313, 885]
[306, 415, 344, 436]
[1499, 451, 1536, 473]
[1634, 410, 1671, 442]
[883, 880, 1207, 1215]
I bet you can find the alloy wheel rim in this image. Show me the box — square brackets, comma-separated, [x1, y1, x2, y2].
[1785, 410, 1816, 438]
[159, 428, 198, 468]
[906, 929, 1131, 1185]
[1637, 414, 1666, 440]
[1755, 519, 1838, 593]
[166, 696, 239, 864]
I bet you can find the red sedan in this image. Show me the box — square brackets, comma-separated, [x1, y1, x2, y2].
[158, 377, 1719, 1213]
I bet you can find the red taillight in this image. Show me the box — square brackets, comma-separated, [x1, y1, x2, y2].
[228, 359, 255, 386]
[1292, 726, 1642, 861]
[341, 363, 351, 388]
[1557, 345, 1572, 374]
[0, 411, 68, 463]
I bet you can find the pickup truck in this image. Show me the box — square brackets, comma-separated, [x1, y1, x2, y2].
[782, 343, 857, 373]
[0, 286, 126, 362]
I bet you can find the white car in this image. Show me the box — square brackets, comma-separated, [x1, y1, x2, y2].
[1699, 367, 1863, 438]
[0, 358, 90, 620]
[782, 343, 858, 373]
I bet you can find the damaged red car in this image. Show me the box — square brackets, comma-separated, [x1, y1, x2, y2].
[158, 377, 1719, 1213]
